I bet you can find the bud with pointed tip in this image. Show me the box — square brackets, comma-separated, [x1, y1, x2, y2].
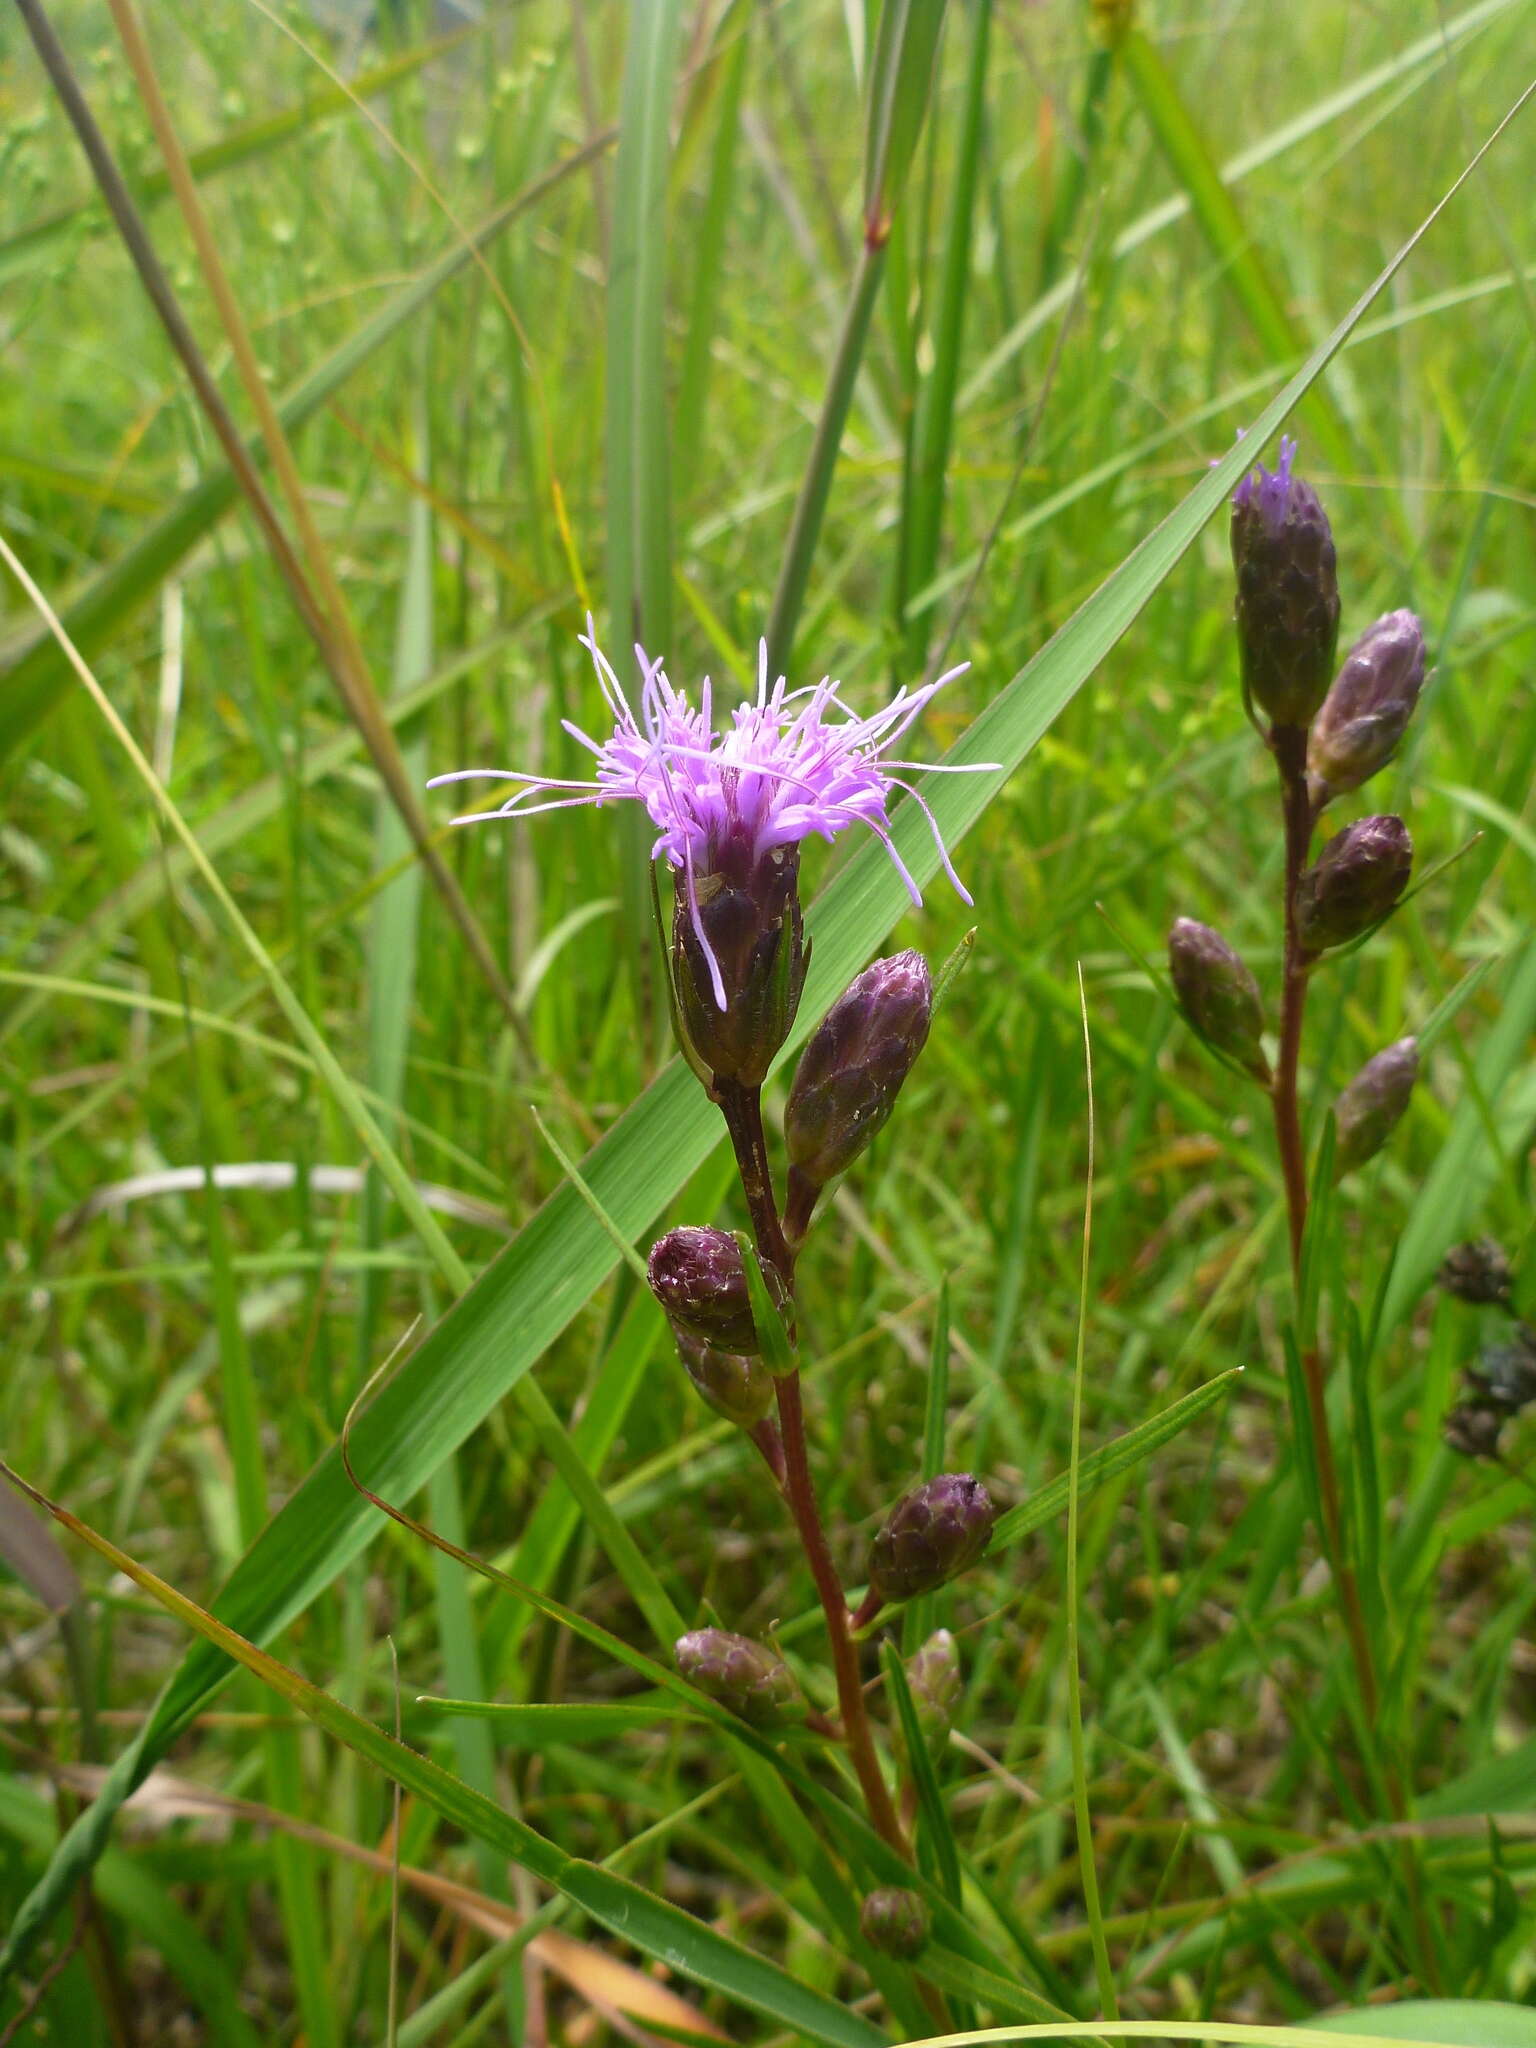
[906, 1628, 961, 1757]
[674, 1629, 802, 1724]
[674, 1328, 776, 1428]
[1332, 1036, 1417, 1176]
[1230, 436, 1340, 729]
[784, 950, 932, 1237]
[1438, 1239, 1513, 1308]
[860, 1887, 929, 1960]
[671, 841, 808, 1089]
[649, 1227, 768, 1355]
[1168, 918, 1271, 1084]
[868, 1474, 995, 1606]
[1307, 610, 1426, 807]
[1294, 815, 1412, 953]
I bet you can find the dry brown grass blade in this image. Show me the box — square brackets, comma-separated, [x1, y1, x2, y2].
[36, 1758, 729, 2042]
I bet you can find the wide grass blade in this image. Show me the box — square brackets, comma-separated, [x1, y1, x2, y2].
[2, 1473, 888, 2048]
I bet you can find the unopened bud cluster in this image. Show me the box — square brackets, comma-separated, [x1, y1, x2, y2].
[1440, 1238, 1534, 1461]
[1169, 438, 1430, 1187]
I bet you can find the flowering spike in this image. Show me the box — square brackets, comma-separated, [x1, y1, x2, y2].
[868, 1473, 995, 1606]
[673, 1328, 776, 1429]
[860, 1887, 930, 1960]
[1294, 815, 1412, 953]
[783, 950, 933, 1241]
[1230, 436, 1340, 730]
[648, 1227, 770, 1355]
[1437, 1239, 1513, 1308]
[430, 624, 992, 1084]
[1167, 918, 1271, 1084]
[1308, 610, 1427, 807]
[1331, 1036, 1418, 1177]
[674, 1628, 802, 1724]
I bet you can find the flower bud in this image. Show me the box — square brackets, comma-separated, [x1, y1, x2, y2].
[868, 1474, 995, 1606]
[1294, 815, 1412, 953]
[670, 842, 807, 1088]
[1167, 919, 1271, 1084]
[674, 1328, 776, 1429]
[1307, 610, 1426, 806]
[860, 1887, 929, 1960]
[1230, 436, 1340, 729]
[1444, 1401, 1503, 1461]
[674, 1629, 802, 1724]
[784, 951, 932, 1216]
[1332, 1037, 1417, 1177]
[1437, 1239, 1513, 1308]
[649, 1227, 765, 1355]
[1467, 1336, 1536, 1415]
[906, 1628, 961, 1757]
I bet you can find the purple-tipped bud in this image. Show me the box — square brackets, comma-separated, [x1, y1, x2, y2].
[674, 1328, 776, 1429]
[649, 1227, 764, 1354]
[1294, 815, 1412, 953]
[1307, 610, 1427, 807]
[1444, 1401, 1504, 1461]
[1230, 436, 1340, 729]
[1467, 1335, 1536, 1416]
[906, 1628, 962, 1756]
[671, 842, 807, 1088]
[674, 1628, 802, 1724]
[868, 1474, 995, 1606]
[1332, 1037, 1417, 1177]
[1167, 918, 1271, 1084]
[860, 1887, 929, 1960]
[1438, 1239, 1514, 1308]
[784, 951, 932, 1223]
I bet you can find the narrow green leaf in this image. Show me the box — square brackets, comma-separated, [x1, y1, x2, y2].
[10, 1481, 886, 2048]
[0, 146, 606, 759]
[989, 1373, 1241, 1550]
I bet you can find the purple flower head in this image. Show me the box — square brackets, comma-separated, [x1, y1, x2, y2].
[1228, 434, 1339, 728]
[429, 622, 989, 1018]
[1231, 432, 1300, 535]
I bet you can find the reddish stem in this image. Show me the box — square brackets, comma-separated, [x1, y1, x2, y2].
[715, 1079, 913, 1863]
[1270, 725, 1376, 1725]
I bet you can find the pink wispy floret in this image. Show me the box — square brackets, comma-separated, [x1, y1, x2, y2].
[429, 621, 993, 916]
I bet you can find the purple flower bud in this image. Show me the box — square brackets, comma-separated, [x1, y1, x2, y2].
[860, 1887, 929, 1960]
[784, 951, 932, 1230]
[1294, 815, 1412, 953]
[1167, 918, 1271, 1084]
[1230, 437, 1340, 729]
[868, 1473, 995, 1606]
[1437, 1238, 1514, 1308]
[1307, 610, 1427, 806]
[1332, 1036, 1417, 1177]
[906, 1627, 961, 1756]
[674, 1628, 802, 1724]
[670, 840, 807, 1088]
[1444, 1401, 1503, 1461]
[649, 1227, 763, 1354]
[674, 1328, 776, 1429]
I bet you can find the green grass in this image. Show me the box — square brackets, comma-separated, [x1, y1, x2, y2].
[1, 1, 1535, 2041]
